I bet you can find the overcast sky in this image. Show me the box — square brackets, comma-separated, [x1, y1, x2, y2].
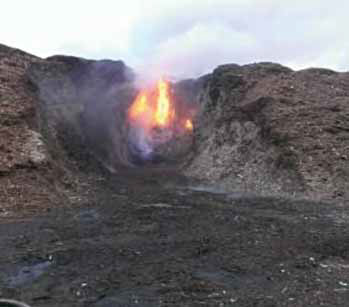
[1, 0, 348, 78]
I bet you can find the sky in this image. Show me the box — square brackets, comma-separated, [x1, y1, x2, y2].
[1, 0, 348, 79]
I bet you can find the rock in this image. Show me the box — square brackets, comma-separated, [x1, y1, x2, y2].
[24, 130, 47, 165]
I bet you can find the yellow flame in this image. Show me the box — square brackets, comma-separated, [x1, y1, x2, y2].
[155, 78, 171, 127]
[185, 119, 193, 131]
[129, 94, 148, 120]
[129, 78, 194, 136]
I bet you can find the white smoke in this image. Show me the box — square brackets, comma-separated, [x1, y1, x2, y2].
[1, 0, 348, 78]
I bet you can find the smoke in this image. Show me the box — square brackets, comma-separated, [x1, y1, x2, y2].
[130, 0, 349, 78]
[29, 56, 141, 170]
[2, 0, 348, 79]
[128, 126, 153, 161]
[135, 22, 256, 80]
[29, 54, 195, 171]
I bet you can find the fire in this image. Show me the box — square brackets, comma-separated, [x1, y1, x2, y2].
[155, 78, 171, 127]
[128, 78, 194, 153]
[128, 79, 175, 128]
[185, 119, 193, 131]
[129, 94, 148, 120]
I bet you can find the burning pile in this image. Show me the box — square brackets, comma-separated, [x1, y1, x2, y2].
[127, 78, 194, 162]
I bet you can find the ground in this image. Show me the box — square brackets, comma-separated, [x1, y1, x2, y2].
[2, 173, 349, 306]
[1, 44, 349, 307]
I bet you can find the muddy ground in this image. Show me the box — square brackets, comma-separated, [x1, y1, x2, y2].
[1, 44, 349, 306]
[2, 169, 349, 307]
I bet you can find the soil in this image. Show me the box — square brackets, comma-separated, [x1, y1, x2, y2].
[1, 43, 349, 307]
[185, 63, 349, 202]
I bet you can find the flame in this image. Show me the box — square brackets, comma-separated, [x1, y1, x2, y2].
[155, 78, 171, 127]
[185, 119, 193, 131]
[128, 78, 193, 151]
[129, 94, 148, 120]
[129, 79, 175, 128]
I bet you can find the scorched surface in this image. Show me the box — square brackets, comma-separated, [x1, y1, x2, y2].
[1, 43, 349, 307]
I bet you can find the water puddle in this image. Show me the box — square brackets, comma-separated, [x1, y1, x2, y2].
[7, 261, 51, 287]
[177, 184, 245, 201]
[74, 208, 100, 223]
[193, 269, 269, 289]
[96, 288, 158, 307]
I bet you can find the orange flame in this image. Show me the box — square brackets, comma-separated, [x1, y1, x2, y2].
[129, 94, 148, 120]
[129, 79, 174, 128]
[128, 78, 193, 136]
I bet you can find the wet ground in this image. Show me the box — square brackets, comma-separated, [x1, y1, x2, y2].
[1, 168, 349, 307]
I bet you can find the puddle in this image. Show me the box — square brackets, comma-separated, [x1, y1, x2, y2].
[177, 184, 245, 201]
[193, 270, 237, 288]
[186, 184, 228, 194]
[193, 269, 270, 290]
[74, 209, 99, 223]
[95, 288, 158, 307]
[0, 299, 32, 307]
[7, 261, 51, 287]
